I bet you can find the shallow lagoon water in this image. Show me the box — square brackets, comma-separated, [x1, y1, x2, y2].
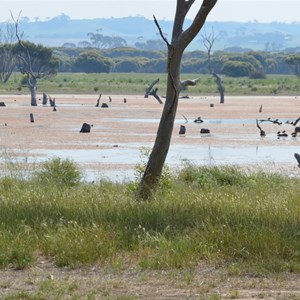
[10, 143, 298, 182]
[116, 118, 257, 125]
[31, 144, 298, 164]
[1, 95, 300, 182]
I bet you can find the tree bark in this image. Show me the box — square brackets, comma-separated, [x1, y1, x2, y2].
[138, 50, 182, 199]
[28, 77, 37, 106]
[212, 72, 224, 104]
[137, 0, 218, 199]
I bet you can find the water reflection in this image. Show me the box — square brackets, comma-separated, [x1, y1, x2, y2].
[3, 143, 298, 165]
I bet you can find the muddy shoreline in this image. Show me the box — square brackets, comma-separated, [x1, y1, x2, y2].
[1, 94, 300, 180]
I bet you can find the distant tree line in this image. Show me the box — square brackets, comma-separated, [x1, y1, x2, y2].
[1, 41, 300, 83]
[52, 46, 300, 78]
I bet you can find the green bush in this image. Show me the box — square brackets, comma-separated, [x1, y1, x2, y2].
[249, 69, 266, 79]
[222, 61, 254, 77]
[33, 158, 82, 187]
[20, 75, 28, 86]
[177, 164, 247, 188]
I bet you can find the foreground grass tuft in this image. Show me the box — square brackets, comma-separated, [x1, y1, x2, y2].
[0, 159, 300, 274]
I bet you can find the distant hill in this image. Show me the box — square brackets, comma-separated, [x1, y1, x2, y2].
[1, 14, 300, 52]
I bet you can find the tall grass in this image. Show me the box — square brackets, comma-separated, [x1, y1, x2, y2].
[0, 158, 300, 274]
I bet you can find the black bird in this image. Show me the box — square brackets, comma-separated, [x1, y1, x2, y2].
[194, 117, 204, 123]
[277, 130, 288, 137]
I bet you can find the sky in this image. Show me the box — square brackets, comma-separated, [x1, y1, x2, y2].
[0, 0, 300, 23]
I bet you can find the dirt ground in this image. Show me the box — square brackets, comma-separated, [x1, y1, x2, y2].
[1, 94, 300, 299]
[0, 257, 300, 299]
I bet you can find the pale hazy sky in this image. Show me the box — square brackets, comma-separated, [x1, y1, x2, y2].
[0, 1, 299, 23]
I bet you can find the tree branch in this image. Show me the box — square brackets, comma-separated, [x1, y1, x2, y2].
[11, 11, 36, 81]
[177, 0, 218, 50]
[180, 78, 200, 87]
[153, 15, 170, 47]
[172, 0, 196, 41]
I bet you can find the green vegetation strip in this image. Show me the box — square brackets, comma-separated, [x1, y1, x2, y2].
[0, 158, 300, 274]
[1, 73, 300, 95]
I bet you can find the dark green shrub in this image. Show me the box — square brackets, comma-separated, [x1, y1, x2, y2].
[222, 61, 254, 77]
[249, 69, 266, 79]
[20, 76, 28, 86]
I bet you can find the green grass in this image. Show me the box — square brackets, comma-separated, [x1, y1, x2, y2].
[1, 73, 300, 95]
[0, 158, 300, 274]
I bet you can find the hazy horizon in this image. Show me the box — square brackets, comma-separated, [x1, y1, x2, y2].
[0, 1, 300, 24]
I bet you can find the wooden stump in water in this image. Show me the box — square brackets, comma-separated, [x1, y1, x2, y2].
[80, 123, 92, 133]
[179, 125, 186, 135]
[42, 93, 48, 105]
[30, 113, 34, 123]
[200, 128, 210, 134]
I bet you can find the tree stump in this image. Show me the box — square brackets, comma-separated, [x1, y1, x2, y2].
[200, 128, 210, 134]
[144, 78, 159, 98]
[42, 93, 48, 105]
[49, 96, 55, 107]
[179, 125, 186, 135]
[30, 113, 34, 123]
[96, 93, 102, 107]
[80, 123, 92, 133]
[294, 153, 300, 168]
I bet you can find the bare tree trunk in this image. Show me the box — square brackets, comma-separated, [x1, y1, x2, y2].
[212, 72, 224, 104]
[137, 0, 218, 199]
[28, 78, 37, 106]
[138, 50, 182, 198]
[202, 28, 224, 103]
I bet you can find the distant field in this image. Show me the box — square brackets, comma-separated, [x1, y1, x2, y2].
[1, 73, 300, 96]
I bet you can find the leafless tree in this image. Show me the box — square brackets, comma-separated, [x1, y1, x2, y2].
[202, 27, 224, 103]
[0, 21, 17, 83]
[202, 27, 217, 74]
[137, 0, 218, 199]
[11, 12, 58, 106]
